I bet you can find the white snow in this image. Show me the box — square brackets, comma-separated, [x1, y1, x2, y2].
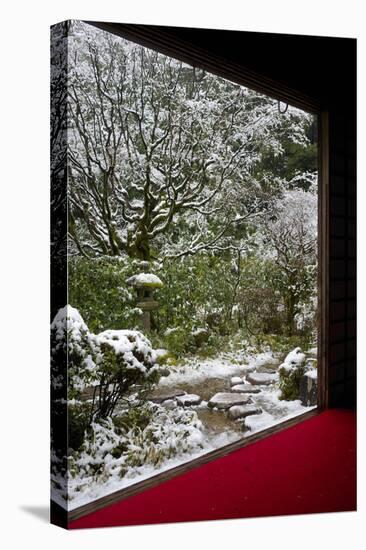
[159, 357, 245, 386]
[191, 327, 208, 336]
[230, 376, 244, 386]
[126, 273, 163, 287]
[305, 369, 317, 380]
[158, 350, 279, 387]
[97, 329, 156, 372]
[51, 304, 88, 340]
[278, 346, 306, 373]
[244, 389, 315, 435]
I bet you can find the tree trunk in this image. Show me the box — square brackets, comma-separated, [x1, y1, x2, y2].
[286, 294, 296, 336]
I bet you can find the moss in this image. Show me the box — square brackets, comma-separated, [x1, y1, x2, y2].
[156, 350, 174, 365]
[139, 280, 163, 289]
[278, 365, 305, 400]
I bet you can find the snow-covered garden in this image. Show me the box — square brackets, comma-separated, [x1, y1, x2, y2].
[51, 306, 317, 510]
[51, 21, 319, 510]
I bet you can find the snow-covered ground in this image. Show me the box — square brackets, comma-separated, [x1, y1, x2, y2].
[158, 349, 278, 386]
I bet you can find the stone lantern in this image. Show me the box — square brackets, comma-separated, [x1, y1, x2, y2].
[126, 273, 163, 331]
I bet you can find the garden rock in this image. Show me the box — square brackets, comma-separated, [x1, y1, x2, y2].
[176, 393, 202, 406]
[208, 392, 253, 410]
[161, 399, 177, 410]
[148, 389, 186, 403]
[227, 404, 262, 420]
[299, 369, 317, 406]
[230, 376, 243, 386]
[231, 383, 261, 394]
[246, 372, 278, 386]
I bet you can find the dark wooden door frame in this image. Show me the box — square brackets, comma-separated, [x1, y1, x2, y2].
[62, 20, 333, 523]
[319, 111, 329, 410]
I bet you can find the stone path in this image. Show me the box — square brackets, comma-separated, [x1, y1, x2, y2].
[227, 404, 263, 420]
[148, 351, 315, 436]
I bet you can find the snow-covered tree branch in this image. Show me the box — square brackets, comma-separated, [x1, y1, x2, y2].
[67, 21, 313, 261]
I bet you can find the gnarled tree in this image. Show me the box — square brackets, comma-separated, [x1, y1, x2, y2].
[67, 21, 312, 261]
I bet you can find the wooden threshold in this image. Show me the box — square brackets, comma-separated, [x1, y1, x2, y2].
[66, 408, 319, 522]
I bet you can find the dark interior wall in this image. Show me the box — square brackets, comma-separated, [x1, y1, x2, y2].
[87, 22, 357, 408]
[328, 111, 356, 407]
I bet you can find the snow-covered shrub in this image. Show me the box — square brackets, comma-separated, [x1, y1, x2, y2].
[67, 402, 204, 502]
[278, 347, 316, 400]
[51, 305, 165, 450]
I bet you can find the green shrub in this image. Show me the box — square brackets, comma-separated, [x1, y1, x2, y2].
[163, 327, 195, 356]
[68, 256, 140, 332]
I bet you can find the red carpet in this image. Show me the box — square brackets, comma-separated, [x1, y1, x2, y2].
[69, 409, 356, 529]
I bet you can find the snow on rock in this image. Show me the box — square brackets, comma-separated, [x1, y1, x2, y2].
[148, 389, 186, 403]
[208, 392, 253, 410]
[230, 376, 243, 386]
[305, 368, 317, 380]
[161, 399, 178, 410]
[176, 394, 202, 406]
[299, 369, 317, 406]
[278, 347, 306, 374]
[246, 372, 279, 386]
[126, 272, 163, 288]
[243, 410, 275, 433]
[227, 404, 262, 420]
[250, 351, 278, 369]
[231, 383, 261, 394]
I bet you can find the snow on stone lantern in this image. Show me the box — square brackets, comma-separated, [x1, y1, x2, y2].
[126, 273, 164, 331]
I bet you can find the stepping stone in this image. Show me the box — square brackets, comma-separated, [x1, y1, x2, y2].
[148, 389, 186, 403]
[231, 383, 261, 394]
[208, 392, 253, 410]
[230, 376, 243, 386]
[256, 366, 277, 374]
[161, 399, 177, 409]
[176, 394, 202, 406]
[227, 404, 263, 420]
[246, 372, 278, 386]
